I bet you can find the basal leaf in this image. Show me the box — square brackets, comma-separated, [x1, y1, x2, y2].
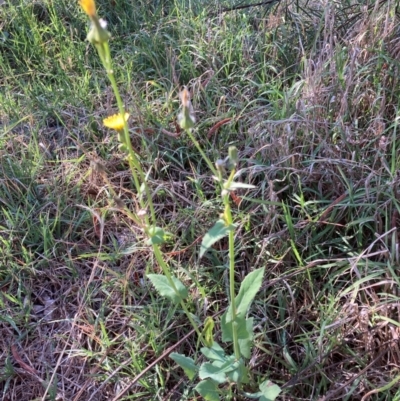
[201, 342, 226, 362]
[226, 359, 249, 384]
[170, 353, 198, 380]
[199, 219, 235, 258]
[199, 362, 227, 384]
[259, 380, 281, 401]
[147, 274, 188, 304]
[194, 380, 220, 401]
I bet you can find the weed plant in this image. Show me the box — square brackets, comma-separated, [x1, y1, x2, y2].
[1, 0, 400, 400]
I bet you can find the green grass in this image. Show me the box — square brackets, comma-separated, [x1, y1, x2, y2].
[2, 0, 400, 399]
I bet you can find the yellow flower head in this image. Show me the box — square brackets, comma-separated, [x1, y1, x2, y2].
[79, 0, 96, 17]
[103, 113, 129, 131]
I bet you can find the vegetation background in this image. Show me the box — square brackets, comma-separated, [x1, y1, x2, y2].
[1, 0, 400, 399]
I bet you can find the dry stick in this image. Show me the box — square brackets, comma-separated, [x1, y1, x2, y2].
[110, 328, 196, 401]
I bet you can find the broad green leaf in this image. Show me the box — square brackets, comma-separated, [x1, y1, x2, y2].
[199, 362, 227, 384]
[146, 226, 166, 245]
[220, 311, 234, 341]
[199, 219, 235, 258]
[225, 267, 265, 322]
[226, 359, 249, 384]
[201, 342, 226, 362]
[221, 315, 252, 342]
[194, 380, 220, 401]
[238, 318, 254, 358]
[259, 380, 281, 401]
[170, 353, 198, 380]
[199, 355, 238, 384]
[147, 274, 188, 304]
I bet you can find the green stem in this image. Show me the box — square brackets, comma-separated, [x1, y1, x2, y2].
[185, 129, 219, 178]
[102, 43, 156, 225]
[223, 190, 241, 360]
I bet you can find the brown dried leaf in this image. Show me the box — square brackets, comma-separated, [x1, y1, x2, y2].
[207, 118, 232, 138]
[11, 344, 37, 375]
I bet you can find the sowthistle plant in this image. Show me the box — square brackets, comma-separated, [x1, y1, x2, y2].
[78, 1, 281, 399]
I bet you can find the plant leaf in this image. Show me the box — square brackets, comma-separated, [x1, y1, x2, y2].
[199, 355, 238, 384]
[146, 226, 167, 245]
[201, 342, 226, 362]
[199, 362, 227, 384]
[170, 353, 198, 380]
[225, 267, 265, 322]
[259, 380, 281, 401]
[221, 314, 251, 340]
[199, 219, 235, 258]
[221, 316, 253, 358]
[147, 274, 188, 304]
[194, 380, 220, 401]
[226, 358, 249, 384]
[238, 318, 254, 358]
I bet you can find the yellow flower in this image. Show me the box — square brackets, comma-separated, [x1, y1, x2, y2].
[103, 113, 129, 131]
[79, 0, 96, 17]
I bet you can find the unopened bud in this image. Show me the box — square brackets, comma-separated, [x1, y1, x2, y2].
[178, 86, 196, 130]
[228, 146, 238, 168]
[87, 18, 110, 45]
[215, 159, 226, 175]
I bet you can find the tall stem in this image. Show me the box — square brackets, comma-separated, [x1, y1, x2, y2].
[222, 189, 240, 360]
[103, 43, 156, 225]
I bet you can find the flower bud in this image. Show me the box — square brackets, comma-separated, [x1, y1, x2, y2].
[87, 18, 110, 46]
[178, 86, 196, 130]
[228, 146, 238, 167]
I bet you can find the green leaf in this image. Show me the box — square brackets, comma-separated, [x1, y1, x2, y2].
[221, 315, 251, 340]
[199, 219, 235, 258]
[201, 342, 226, 362]
[199, 355, 239, 384]
[225, 267, 265, 322]
[170, 353, 198, 380]
[194, 380, 220, 401]
[0, 315, 21, 336]
[221, 316, 253, 358]
[199, 362, 227, 384]
[147, 226, 167, 245]
[226, 359, 249, 384]
[238, 318, 254, 358]
[147, 274, 188, 304]
[259, 380, 281, 401]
